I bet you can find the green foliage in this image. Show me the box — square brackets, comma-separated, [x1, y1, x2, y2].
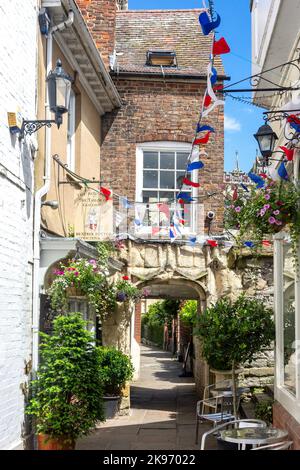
[26, 313, 104, 441]
[97, 347, 134, 396]
[115, 280, 142, 303]
[48, 258, 117, 319]
[196, 295, 275, 371]
[143, 300, 180, 327]
[255, 400, 274, 425]
[179, 300, 198, 327]
[141, 321, 164, 348]
[97, 241, 116, 267]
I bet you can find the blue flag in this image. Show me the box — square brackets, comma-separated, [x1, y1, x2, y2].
[278, 162, 289, 180]
[199, 11, 221, 36]
[244, 241, 255, 248]
[197, 124, 215, 133]
[248, 172, 265, 188]
[187, 161, 204, 172]
[210, 67, 218, 85]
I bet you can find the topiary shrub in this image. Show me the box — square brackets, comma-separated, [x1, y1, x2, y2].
[26, 313, 105, 444]
[97, 347, 134, 396]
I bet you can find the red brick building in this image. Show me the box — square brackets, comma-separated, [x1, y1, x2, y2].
[77, 0, 226, 235]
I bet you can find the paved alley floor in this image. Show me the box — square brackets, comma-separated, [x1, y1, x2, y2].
[77, 345, 212, 450]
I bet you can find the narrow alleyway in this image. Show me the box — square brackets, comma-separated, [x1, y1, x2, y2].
[77, 345, 208, 450]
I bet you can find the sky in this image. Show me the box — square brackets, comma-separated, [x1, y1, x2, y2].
[129, 0, 263, 172]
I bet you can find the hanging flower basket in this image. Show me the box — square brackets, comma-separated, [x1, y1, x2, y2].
[66, 286, 85, 298]
[116, 291, 127, 302]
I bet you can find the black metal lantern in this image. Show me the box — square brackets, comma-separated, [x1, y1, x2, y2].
[253, 124, 278, 163]
[47, 59, 72, 127]
[19, 59, 73, 138]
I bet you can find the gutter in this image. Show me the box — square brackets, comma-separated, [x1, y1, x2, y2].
[112, 71, 231, 81]
[65, 0, 122, 108]
[32, 10, 74, 373]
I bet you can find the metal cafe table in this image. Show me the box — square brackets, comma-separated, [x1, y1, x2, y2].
[220, 427, 288, 450]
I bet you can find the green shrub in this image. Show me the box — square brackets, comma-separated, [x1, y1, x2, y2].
[196, 295, 275, 371]
[97, 347, 134, 396]
[26, 313, 104, 441]
[255, 400, 274, 425]
[179, 300, 198, 327]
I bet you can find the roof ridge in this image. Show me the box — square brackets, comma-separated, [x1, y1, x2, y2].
[116, 9, 205, 13]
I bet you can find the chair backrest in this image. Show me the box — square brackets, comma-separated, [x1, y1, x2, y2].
[252, 440, 293, 450]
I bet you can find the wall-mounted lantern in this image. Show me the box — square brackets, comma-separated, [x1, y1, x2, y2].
[18, 59, 72, 139]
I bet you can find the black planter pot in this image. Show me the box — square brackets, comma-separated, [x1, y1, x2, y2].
[103, 396, 120, 419]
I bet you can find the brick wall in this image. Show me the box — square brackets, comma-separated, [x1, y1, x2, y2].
[0, 0, 37, 450]
[101, 78, 225, 233]
[273, 401, 300, 450]
[76, 0, 117, 69]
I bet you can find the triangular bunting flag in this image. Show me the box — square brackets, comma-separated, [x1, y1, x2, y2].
[279, 146, 294, 161]
[197, 124, 215, 133]
[100, 186, 111, 201]
[199, 11, 221, 36]
[187, 161, 204, 171]
[183, 177, 200, 188]
[248, 172, 265, 188]
[157, 203, 170, 219]
[194, 131, 211, 145]
[278, 162, 289, 180]
[204, 95, 212, 108]
[207, 239, 218, 248]
[212, 37, 230, 55]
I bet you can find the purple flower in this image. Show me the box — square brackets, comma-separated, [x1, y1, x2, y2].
[265, 194, 271, 200]
[89, 259, 97, 265]
[264, 204, 270, 210]
[260, 209, 266, 217]
[273, 210, 280, 216]
[275, 220, 283, 226]
[54, 269, 64, 276]
[268, 217, 276, 224]
[74, 271, 79, 276]
[235, 206, 241, 213]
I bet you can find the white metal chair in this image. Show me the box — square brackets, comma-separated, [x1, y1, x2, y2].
[195, 394, 240, 444]
[200, 418, 267, 450]
[252, 440, 293, 450]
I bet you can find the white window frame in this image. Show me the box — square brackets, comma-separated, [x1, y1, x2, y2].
[67, 89, 76, 172]
[274, 149, 300, 422]
[136, 142, 199, 234]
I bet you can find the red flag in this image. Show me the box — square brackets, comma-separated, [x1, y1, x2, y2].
[204, 95, 212, 107]
[213, 85, 224, 91]
[207, 239, 218, 248]
[279, 146, 295, 161]
[152, 227, 160, 236]
[157, 203, 170, 218]
[183, 177, 200, 188]
[232, 187, 238, 201]
[213, 37, 230, 55]
[194, 131, 211, 145]
[100, 186, 111, 201]
[259, 173, 268, 179]
[262, 240, 272, 247]
[287, 114, 300, 125]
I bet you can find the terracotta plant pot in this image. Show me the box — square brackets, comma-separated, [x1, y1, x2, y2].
[37, 434, 75, 450]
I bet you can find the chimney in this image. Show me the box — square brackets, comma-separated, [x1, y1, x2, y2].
[117, 0, 128, 9]
[76, 1, 117, 70]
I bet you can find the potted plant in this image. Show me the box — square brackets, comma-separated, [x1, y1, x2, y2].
[97, 347, 134, 419]
[115, 279, 142, 303]
[196, 294, 275, 416]
[26, 313, 105, 450]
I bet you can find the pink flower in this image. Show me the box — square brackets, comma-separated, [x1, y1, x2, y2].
[265, 194, 271, 200]
[74, 272, 79, 276]
[275, 220, 282, 226]
[268, 217, 276, 224]
[235, 206, 241, 213]
[260, 209, 266, 217]
[89, 259, 97, 265]
[264, 204, 270, 210]
[273, 210, 280, 216]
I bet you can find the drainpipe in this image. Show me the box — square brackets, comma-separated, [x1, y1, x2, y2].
[32, 10, 74, 373]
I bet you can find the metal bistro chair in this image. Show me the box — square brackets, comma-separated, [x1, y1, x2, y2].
[200, 419, 267, 450]
[195, 393, 240, 445]
[251, 441, 293, 451]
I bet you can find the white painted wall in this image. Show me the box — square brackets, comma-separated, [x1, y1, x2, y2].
[0, 0, 38, 450]
[131, 308, 140, 380]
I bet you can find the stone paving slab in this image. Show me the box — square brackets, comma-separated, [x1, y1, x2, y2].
[76, 345, 214, 450]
